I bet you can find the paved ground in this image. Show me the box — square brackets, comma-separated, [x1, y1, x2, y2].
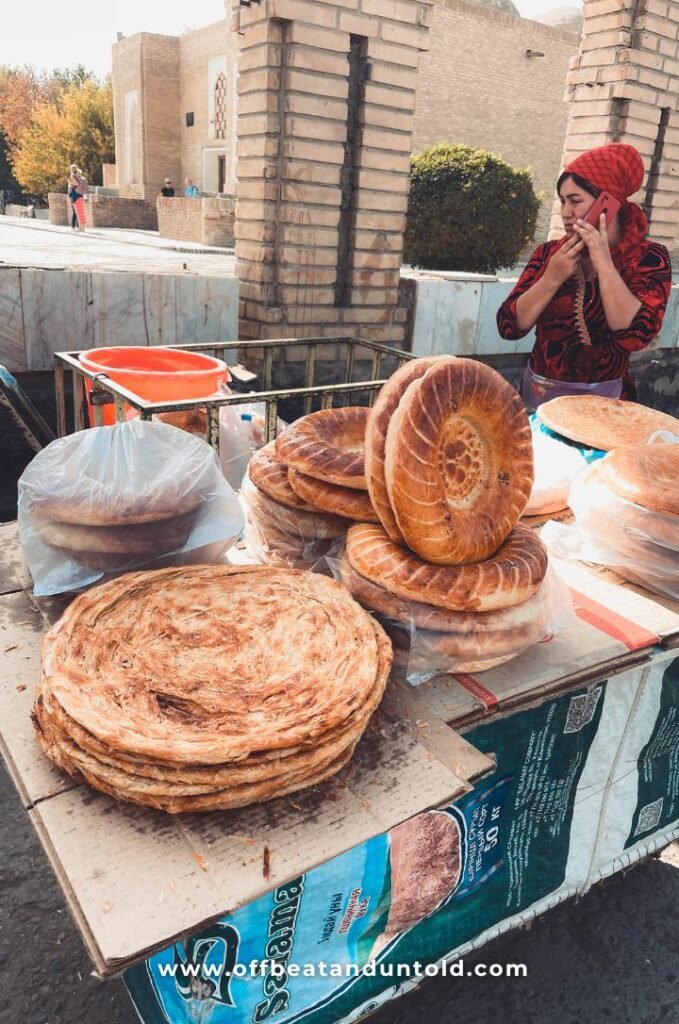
[1, 758, 677, 1024]
[0, 215, 237, 276]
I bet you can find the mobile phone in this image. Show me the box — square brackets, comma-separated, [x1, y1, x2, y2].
[584, 191, 621, 228]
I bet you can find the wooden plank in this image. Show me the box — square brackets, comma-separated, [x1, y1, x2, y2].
[415, 620, 650, 727]
[381, 677, 494, 783]
[0, 567, 471, 975]
[0, 521, 31, 595]
[30, 714, 468, 975]
[0, 589, 75, 807]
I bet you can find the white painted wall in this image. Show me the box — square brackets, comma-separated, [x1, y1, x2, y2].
[0, 268, 239, 372]
[406, 270, 679, 358]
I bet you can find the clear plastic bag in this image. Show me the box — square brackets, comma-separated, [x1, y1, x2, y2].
[525, 419, 587, 516]
[18, 419, 244, 596]
[240, 472, 346, 570]
[329, 550, 576, 685]
[541, 436, 679, 601]
[219, 402, 287, 490]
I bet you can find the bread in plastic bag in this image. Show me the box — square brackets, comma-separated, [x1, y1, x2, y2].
[330, 550, 575, 685]
[525, 417, 587, 516]
[18, 419, 244, 596]
[240, 471, 348, 570]
[541, 434, 679, 601]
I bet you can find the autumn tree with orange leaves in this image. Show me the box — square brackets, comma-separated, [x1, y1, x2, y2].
[0, 66, 114, 198]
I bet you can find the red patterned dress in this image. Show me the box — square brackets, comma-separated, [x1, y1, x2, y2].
[496, 239, 672, 399]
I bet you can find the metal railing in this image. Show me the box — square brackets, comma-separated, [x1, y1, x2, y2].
[54, 337, 414, 453]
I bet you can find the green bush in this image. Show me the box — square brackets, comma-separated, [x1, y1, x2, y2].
[403, 143, 541, 274]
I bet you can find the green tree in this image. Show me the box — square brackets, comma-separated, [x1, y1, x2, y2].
[403, 143, 541, 275]
[12, 79, 114, 198]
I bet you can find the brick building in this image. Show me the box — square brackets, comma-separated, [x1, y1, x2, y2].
[111, 0, 579, 239]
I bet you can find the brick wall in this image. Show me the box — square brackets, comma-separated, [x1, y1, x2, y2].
[48, 193, 70, 226]
[179, 22, 235, 190]
[202, 196, 236, 246]
[112, 33, 182, 198]
[157, 196, 203, 242]
[414, 0, 579, 239]
[88, 195, 158, 230]
[555, 0, 679, 256]
[157, 196, 235, 245]
[232, 0, 433, 342]
[112, 35, 146, 190]
[102, 163, 117, 188]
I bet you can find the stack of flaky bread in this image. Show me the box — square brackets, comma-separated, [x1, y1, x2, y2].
[242, 407, 380, 568]
[339, 357, 551, 674]
[566, 442, 679, 601]
[34, 564, 391, 813]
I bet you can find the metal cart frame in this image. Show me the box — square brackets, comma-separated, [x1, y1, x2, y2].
[54, 337, 414, 452]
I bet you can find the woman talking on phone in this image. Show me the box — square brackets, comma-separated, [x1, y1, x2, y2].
[497, 143, 671, 409]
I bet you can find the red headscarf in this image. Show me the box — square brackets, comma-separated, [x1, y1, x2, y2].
[562, 142, 648, 259]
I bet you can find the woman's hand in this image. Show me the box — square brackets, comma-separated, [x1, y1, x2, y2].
[573, 214, 614, 274]
[543, 233, 586, 287]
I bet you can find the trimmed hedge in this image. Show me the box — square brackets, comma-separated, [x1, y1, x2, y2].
[403, 143, 541, 274]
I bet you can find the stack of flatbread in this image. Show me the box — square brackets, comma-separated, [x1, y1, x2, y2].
[19, 420, 241, 582]
[242, 408, 379, 568]
[33, 564, 391, 813]
[340, 357, 552, 674]
[537, 395, 679, 451]
[568, 442, 679, 600]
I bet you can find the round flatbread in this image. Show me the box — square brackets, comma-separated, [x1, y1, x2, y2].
[35, 616, 392, 813]
[346, 522, 548, 612]
[338, 555, 549, 636]
[288, 469, 379, 522]
[276, 408, 368, 489]
[33, 510, 196, 556]
[243, 475, 349, 540]
[26, 422, 207, 525]
[387, 624, 515, 674]
[365, 357, 445, 543]
[598, 444, 679, 516]
[42, 564, 390, 764]
[574, 461, 679, 551]
[384, 359, 533, 565]
[248, 441, 316, 512]
[537, 396, 679, 451]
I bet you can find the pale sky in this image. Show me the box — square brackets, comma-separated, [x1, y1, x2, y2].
[0, 0, 579, 80]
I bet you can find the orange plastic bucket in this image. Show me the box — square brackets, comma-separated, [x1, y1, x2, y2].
[80, 347, 229, 425]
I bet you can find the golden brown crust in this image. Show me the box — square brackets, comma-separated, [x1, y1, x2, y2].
[156, 409, 208, 436]
[275, 408, 369, 489]
[244, 476, 349, 540]
[33, 511, 196, 556]
[338, 555, 549, 636]
[365, 357, 446, 543]
[346, 522, 548, 612]
[537, 396, 679, 451]
[35, 614, 391, 813]
[384, 359, 533, 565]
[598, 444, 679, 516]
[248, 441, 316, 512]
[288, 469, 380, 522]
[36, 675, 379, 785]
[41, 565, 387, 764]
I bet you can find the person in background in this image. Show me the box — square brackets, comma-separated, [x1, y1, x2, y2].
[496, 143, 671, 409]
[67, 164, 88, 231]
[160, 178, 175, 197]
[184, 178, 200, 198]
